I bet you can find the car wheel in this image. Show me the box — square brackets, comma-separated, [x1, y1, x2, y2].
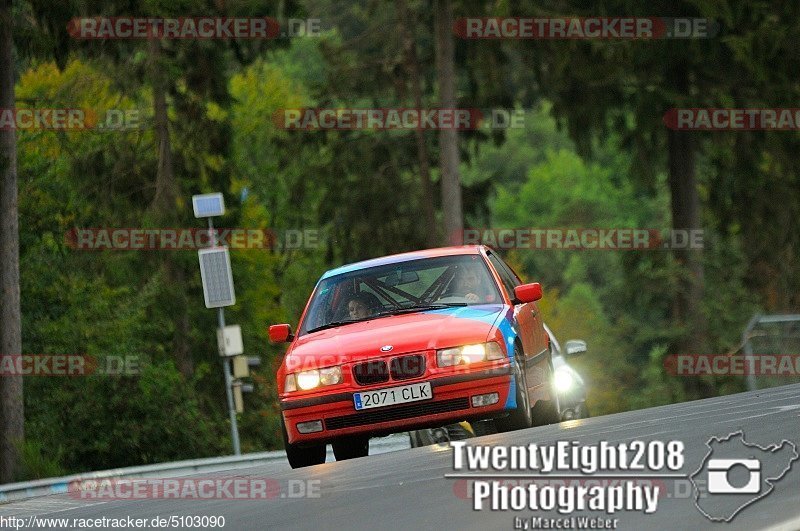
[531, 398, 560, 426]
[531, 358, 561, 426]
[495, 350, 533, 432]
[281, 417, 326, 469]
[332, 436, 369, 461]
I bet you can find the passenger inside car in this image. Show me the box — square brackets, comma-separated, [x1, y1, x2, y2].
[346, 291, 382, 320]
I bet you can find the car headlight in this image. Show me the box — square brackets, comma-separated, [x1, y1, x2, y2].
[296, 370, 321, 390]
[287, 366, 343, 392]
[319, 366, 343, 385]
[554, 367, 575, 392]
[436, 342, 505, 367]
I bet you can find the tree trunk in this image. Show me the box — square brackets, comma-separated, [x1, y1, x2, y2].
[434, 0, 463, 245]
[148, 39, 193, 378]
[398, 0, 437, 247]
[667, 129, 709, 395]
[149, 39, 177, 214]
[0, 0, 24, 483]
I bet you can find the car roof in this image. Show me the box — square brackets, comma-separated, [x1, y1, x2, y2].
[320, 245, 485, 280]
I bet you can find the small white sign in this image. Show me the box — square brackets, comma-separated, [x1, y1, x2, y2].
[217, 325, 244, 357]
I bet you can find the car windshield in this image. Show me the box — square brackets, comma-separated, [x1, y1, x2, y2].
[299, 254, 502, 335]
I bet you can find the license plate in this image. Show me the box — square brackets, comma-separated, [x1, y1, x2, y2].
[353, 382, 433, 411]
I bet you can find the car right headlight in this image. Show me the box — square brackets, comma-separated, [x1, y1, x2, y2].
[436, 342, 505, 367]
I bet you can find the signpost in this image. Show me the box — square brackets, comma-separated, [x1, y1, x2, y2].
[193, 193, 241, 456]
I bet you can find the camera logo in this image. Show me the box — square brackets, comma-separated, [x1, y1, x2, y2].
[690, 431, 798, 522]
[706, 459, 760, 494]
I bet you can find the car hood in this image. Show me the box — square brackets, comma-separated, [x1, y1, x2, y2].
[286, 305, 507, 368]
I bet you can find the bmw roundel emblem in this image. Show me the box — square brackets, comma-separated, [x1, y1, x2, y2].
[380, 345, 393, 352]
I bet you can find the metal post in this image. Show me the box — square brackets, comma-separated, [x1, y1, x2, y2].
[742, 316, 757, 392]
[209, 217, 241, 455]
[742, 313, 800, 392]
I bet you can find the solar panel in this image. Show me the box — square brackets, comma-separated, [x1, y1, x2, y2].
[192, 193, 225, 218]
[198, 247, 236, 308]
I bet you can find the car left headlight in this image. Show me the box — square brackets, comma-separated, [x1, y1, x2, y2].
[287, 366, 343, 392]
[436, 342, 505, 367]
[554, 367, 576, 392]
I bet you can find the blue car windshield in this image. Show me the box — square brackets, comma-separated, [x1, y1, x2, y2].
[299, 254, 502, 335]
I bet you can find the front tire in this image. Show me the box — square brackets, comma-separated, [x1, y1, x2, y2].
[532, 358, 561, 426]
[531, 398, 560, 426]
[281, 417, 326, 469]
[495, 351, 533, 432]
[332, 436, 369, 461]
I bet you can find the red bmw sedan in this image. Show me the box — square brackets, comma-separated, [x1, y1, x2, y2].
[270, 246, 557, 468]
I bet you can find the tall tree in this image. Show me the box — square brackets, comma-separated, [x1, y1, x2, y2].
[667, 129, 704, 349]
[434, 0, 463, 245]
[0, 0, 24, 482]
[398, 0, 437, 247]
[507, 0, 718, 369]
[146, 37, 193, 378]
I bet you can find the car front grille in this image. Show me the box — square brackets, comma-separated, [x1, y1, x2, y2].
[390, 354, 426, 380]
[325, 397, 469, 431]
[352, 360, 389, 385]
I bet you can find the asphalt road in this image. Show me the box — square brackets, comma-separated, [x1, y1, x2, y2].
[2, 384, 800, 531]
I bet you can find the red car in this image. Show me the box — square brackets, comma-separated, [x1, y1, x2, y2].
[270, 246, 558, 468]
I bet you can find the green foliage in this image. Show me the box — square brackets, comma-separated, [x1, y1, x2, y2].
[15, 440, 65, 482]
[26, 366, 226, 473]
[487, 108, 756, 413]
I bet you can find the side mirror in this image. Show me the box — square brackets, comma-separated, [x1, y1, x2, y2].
[269, 324, 294, 343]
[564, 340, 587, 357]
[513, 282, 542, 303]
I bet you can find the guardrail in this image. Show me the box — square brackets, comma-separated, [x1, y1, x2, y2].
[742, 313, 800, 391]
[0, 436, 408, 504]
[0, 451, 285, 504]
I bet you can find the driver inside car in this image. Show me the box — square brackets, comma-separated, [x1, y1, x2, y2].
[449, 267, 485, 303]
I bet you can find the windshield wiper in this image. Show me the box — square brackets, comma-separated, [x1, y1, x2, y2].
[374, 302, 467, 317]
[306, 319, 360, 334]
[307, 303, 468, 333]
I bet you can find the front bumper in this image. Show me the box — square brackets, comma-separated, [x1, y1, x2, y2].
[281, 363, 514, 445]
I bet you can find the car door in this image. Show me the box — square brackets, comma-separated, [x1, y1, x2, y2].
[486, 252, 534, 354]
[485, 251, 551, 403]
